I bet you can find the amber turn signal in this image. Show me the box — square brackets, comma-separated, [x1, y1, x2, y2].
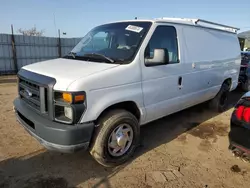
[62, 93, 73, 103]
[74, 95, 85, 103]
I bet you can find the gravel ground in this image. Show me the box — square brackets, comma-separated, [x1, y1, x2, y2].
[0, 82, 250, 188]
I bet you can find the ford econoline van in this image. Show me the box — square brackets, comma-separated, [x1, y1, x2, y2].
[14, 18, 241, 166]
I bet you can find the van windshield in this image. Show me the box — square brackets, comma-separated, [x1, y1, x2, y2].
[64, 21, 152, 64]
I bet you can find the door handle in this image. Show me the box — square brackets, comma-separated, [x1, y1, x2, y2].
[178, 76, 182, 89]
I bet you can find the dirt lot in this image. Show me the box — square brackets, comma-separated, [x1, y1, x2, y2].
[1, 82, 250, 188]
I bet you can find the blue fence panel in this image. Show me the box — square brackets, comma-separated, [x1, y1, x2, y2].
[0, 34, 81, 75]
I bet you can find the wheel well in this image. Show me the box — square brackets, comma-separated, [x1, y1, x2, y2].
[96, 101, 141, 122]
[223, 78, 232, 89]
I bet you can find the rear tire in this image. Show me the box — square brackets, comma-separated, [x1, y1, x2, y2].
[209, 83, 230, 112]
[241, 80, 250, 92]
[89, 109, 140, 167]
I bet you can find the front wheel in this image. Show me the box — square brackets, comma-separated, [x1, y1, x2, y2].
[89, 109, 140, 167]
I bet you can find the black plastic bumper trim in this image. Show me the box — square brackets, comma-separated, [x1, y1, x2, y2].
[229, 122, 250, 151]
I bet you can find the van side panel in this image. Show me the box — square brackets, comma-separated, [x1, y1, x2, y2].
[140, 23, 241, 125]
[179, 26, 241, 109]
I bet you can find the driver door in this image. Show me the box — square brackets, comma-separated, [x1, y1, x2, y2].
[141, 24, 183, 123]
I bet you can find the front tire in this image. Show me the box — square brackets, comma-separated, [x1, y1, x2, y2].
[89, 109, 140, 167]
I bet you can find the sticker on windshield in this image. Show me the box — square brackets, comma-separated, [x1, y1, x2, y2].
[125, 25, 143, 33]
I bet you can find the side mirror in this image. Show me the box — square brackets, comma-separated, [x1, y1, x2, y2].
[145, 49, 169, 66]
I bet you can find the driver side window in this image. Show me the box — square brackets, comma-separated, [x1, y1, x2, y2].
[145, 26, 179, 64]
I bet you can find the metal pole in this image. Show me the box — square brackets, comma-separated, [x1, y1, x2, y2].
[11, 24, 18, 74]
[58, 29, 62, 57]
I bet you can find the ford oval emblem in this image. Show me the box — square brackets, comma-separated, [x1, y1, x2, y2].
[25, 89, 33, 98]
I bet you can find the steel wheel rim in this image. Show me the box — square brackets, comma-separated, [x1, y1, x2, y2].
[108, 123, 134, 157]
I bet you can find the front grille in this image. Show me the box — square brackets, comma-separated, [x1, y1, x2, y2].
[18, 69, 55, 119]
[19, 78, 41, 111]
[19, 77, 48, 114]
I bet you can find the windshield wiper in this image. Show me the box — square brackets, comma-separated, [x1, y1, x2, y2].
[63, 51, 76, 59]
[69, 51, 76, 58]
[83, 53, 115, 63]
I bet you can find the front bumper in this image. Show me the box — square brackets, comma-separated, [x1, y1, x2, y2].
[14, 98, 95, 153]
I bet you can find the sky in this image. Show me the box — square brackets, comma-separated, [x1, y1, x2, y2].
[0, 0, 249, 38]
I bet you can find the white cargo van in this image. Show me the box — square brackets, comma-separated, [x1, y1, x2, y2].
[14, 18, 241, 166]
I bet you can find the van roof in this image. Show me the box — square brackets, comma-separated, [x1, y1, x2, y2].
[111, 17, 240, 33]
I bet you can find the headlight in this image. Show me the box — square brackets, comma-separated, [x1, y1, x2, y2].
[54, 105, 74, 123]
[64, 106, 73, 119]
[54, 91, 86, 124]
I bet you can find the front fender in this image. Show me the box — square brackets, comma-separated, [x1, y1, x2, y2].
[80, 82, 146, 124]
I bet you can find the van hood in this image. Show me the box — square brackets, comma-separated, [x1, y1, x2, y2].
[22, 58, 119, 90]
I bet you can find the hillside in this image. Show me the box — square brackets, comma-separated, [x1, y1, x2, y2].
[238, 30, 250, 39]
[238, 30, 250, 49]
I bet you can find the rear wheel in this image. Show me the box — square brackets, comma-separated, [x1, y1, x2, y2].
[241, 80, 250, 92]
[209, 83, 230, 112]
[89, 109, 140, 167]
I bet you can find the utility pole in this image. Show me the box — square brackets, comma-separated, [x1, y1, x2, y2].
[58, 29, 62, 57]
[11, 25, 18, 73]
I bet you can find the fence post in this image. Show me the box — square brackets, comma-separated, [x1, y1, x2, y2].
[11, 25, 18, 74]
[58, 29, 62, 57]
